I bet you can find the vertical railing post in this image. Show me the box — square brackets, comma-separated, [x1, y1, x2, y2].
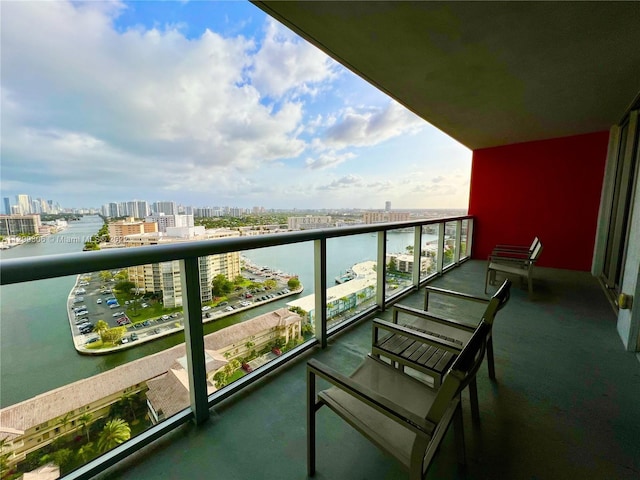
[412, 225, 422, 288]
[314, 238, 327, 348]
[465, 218, 473, 257]
[180, 257, 209, 425]
[454, 219, 462, 264]
[437, 222, 445, 275]
[376, 230, 387, 310]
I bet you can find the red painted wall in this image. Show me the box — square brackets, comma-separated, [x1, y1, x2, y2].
[469, 131, 609, 271]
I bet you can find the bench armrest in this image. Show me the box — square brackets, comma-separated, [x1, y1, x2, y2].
[393, 304, 476, 332]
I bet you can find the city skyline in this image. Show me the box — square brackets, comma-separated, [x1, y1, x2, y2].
[2, 191, 468, 217]
[1, 1, 472, 210]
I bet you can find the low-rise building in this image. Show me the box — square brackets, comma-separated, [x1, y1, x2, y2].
[287, 215, 333, 230]
[362, 211, 410, 224]
[108, 217, 158, 244]
[386, 252, 431, 274]
[146, 308, 302, 422]
[287, 261, 377, 324]
[0, 308, 302, 468]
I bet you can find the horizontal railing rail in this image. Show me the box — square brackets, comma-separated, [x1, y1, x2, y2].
[0, 216, 471, 285]
[0, 215, 472, 480]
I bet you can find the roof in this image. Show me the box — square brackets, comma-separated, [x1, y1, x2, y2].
[254, 1, 640, 149]
[1, 309, 300, 439]
[204, 308, 301, 350]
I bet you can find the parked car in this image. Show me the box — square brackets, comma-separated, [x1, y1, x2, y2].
[242, 363, 253, 373]
[202, 306, 211, 312]
[161, 315, 169, 320]
[272, 347, 282, 356]
[96, 298, 102, 304]
[130, 333, 138, 341]
[224, 306, 234, 312]
[109, 304, 120, 309]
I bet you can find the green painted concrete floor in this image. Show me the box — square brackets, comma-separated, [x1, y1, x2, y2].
[97, 260, 640, 480]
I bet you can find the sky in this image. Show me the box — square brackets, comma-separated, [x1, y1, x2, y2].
[1, 1, 472, 211]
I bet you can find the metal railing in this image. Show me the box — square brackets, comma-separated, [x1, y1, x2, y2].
[0, 215, 472, 479]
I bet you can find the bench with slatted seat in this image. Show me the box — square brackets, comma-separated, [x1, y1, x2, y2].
[372, 280, 511, 420]
[373, 323, 464, 382]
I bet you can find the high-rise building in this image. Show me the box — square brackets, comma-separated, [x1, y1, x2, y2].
[385, 201, 391, 212]
[126, 227, 241, 307]
[16, 194, 31, 215]
[152, 201, 177, 215]
[3, 197, 10, 215]
[125, 200, 149, 219]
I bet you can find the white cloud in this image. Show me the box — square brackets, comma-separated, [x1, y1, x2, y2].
[250, 19, 339, 99]
[323, 101, 425, 149]
[1, 1, 311, 198]
[0, 1, 471, 209]
[305, 151, 356, 170]
[317, 175, 364, 191]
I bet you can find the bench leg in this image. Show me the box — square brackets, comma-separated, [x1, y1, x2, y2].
[454, 401, 466, 464]
[469, 378, 480, 421]
[487, 336, 496, 380]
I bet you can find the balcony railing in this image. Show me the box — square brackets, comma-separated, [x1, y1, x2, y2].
[0, 215, 472, 479]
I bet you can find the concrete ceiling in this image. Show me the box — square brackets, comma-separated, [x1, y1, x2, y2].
[254, 1, 640, 150]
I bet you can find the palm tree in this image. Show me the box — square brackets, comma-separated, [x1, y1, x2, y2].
[119, 393, 138, 422]
[57, 412, 72, 435]
[78, 412, 93, 442]
[97, 418, 131, 453]
[94, 320, 109, 334]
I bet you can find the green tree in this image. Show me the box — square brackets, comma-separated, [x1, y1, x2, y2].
[287, 277, 301, 290]
[118, 393, 138, 422]
[78, 413, 93, 442]
[0, 438, 11, 478]
[77, 442, 94, 463]
[57, 412, 72, 434]
[114, 281, 135, 294]
[99, 271, 113, 282]
[94, 320, 109, 334]
[97, 418, 131, 453]
[100, 327, 126, 344]
[114, 270, 129, 281]
[264, 279, 277, 290]
[212, 274, 233, 296]
[50, 448, 73, 471]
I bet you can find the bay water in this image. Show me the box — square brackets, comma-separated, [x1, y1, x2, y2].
[0, 217, 426, 407]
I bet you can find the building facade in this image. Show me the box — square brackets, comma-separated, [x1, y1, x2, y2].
[287, 215, 333, 230]
[0, 214, 42, 236]
[124, 228, 241, 307]
[362, 211, 411, 224]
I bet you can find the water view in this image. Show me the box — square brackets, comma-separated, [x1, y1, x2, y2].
[0, 216, 433, 408]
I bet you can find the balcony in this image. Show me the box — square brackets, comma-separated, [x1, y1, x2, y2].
[2, 217, 639, 479]
[88, 259, 638, 480]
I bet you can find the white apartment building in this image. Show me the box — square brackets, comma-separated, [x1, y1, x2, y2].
[385, 252, 431, 275]
[287, 215, 333, 230]
[362, 211, 411, 224]
[145, 213, 194, 233]
[125, 227, 241, 308]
